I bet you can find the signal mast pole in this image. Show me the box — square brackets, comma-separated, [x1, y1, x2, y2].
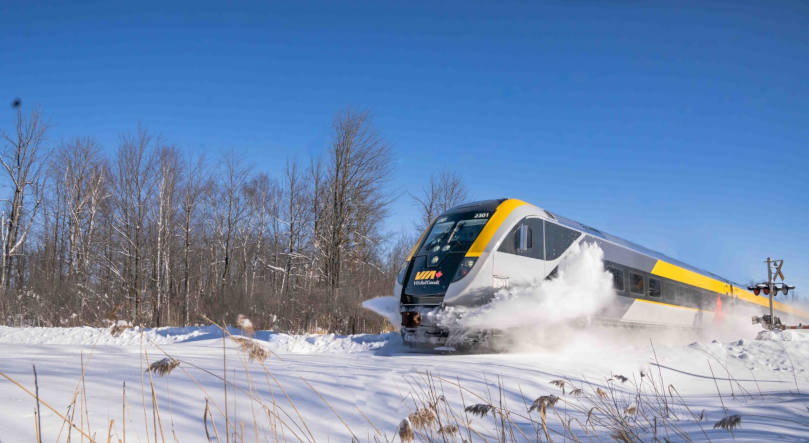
[767, 257, 774, 322]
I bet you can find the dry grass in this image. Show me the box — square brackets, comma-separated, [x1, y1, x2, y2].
[464, 403, 493, 417]
[610, 429, 635, 442]
[398, 418, 415, 442]
[549, 379, 566, 394]
[229, 336, 271, 362]
[528, 395, 559, 413]
[438, 423, 459, 435]
[147, 357, 181, 377]
[714, 414, 742, 430]
[407, 407, 436, 430]
[611, 374, 629, 384]
[108, 321, 131, 336]
[236, 314, 255, 336]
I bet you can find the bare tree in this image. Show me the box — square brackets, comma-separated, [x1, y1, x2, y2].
[211, 149, 253, 298]
[112, 124, 159, 322]
[307, 155, 326, 290]
[237, 172, 276, 301]
[410, 168, 469, 231]
[0, 104, 51, 298]
[52, 136, 108, 319]
[280, 157, 309, 296]
[151, 145, 181, 326]
[322, 107, 396, 293]
[178, 151, 209, 325]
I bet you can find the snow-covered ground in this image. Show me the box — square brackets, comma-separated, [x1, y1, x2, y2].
[1, 325, 808, 442]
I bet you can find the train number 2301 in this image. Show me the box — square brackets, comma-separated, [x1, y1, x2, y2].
[474, 212, 490, 219]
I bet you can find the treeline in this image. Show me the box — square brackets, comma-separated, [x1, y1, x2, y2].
[0, 104, 469, 333]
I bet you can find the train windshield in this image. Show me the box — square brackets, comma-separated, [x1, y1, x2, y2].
[417, 213, 490, 255]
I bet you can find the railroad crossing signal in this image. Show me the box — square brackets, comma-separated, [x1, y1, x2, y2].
[749, 257, 798, 330]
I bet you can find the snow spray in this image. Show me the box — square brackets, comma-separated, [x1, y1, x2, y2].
[434, 242, 620, 351]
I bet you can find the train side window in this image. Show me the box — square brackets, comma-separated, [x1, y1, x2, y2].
[648, 277, 662, 297]
[499, 218, 544, 260]
[629, 272, 644, 295]
[529, 218, 545, 260]
[514, 223, 532, 252]
[544, 221, 581, 261]
[678, 285, 690, 305]
[698, 288, 711, 310]
[683, 286, 698, 308]
[663, 281, 676, 301]
[606, 265, 625, 292]
[497, 225, 517, 254]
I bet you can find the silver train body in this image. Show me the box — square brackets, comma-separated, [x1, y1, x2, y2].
[393, 199, 809, 346]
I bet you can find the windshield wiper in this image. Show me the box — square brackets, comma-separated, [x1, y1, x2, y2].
[424, 230, 450, 250]
[444, 222, 463, 250]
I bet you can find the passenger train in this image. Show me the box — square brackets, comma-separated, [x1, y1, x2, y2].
[394, 199, 809, 346]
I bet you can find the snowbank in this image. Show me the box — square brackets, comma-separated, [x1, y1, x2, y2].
[755, 329, 809, 342]
[267, 332, 393, 353]
[0, 324, 224, 346]
[2, 325, 809, 442]
[0, 325, 394, 354]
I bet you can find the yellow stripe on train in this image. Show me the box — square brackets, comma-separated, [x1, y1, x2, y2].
[651, 260, 809, 319]
[466, 199, 528, 257]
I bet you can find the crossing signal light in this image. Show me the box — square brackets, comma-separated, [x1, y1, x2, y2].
[778, 284, 795, 296]
[748, 283, 768, 296]
[748, 283, 796, 297]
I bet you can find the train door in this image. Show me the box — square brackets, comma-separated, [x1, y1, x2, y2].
[491, 217, 545, 291]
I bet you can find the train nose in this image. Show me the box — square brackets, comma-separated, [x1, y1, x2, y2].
[403, 254, 466, 303]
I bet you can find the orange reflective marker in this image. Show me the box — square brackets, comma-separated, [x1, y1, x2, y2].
[713, 294, 725, 325]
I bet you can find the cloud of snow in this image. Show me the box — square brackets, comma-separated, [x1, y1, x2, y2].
[458, 242, 613, 329]
[362, 296, 401, 331]
[435, 242, 618, 351]
[434, 241, 769, 352]
[700, 303, 764, 344]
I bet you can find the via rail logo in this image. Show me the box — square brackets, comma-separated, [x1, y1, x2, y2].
[414, 270, 442, 285]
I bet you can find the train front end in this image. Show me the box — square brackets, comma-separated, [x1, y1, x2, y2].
[395, 199, 517, 346]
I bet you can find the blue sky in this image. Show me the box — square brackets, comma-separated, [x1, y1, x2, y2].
[1, 1, 808, 292]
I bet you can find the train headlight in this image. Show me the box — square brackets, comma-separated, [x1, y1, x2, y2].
[451, 257, 478, 283]
[397, 260, 409, 285]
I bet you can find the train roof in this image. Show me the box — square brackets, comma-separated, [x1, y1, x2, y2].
[443, 198, 507, 215]
[443, 198, 742, 288]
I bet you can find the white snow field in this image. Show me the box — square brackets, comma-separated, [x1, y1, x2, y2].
[1, 324, 808, 442]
